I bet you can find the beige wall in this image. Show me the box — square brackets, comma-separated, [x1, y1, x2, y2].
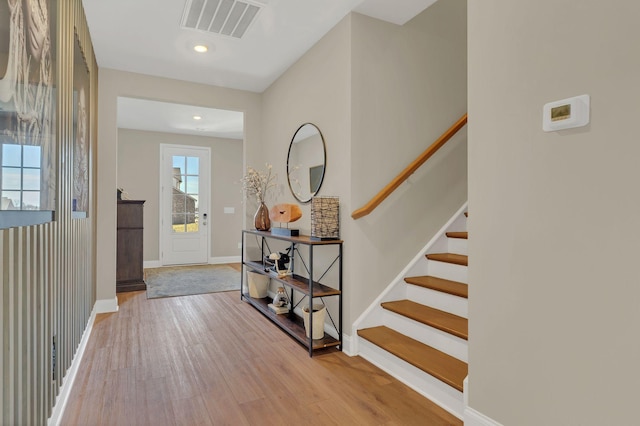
[117, 129, 243, 261]
[261, 16, 352, 223]
[259, 16, 352, 322]
[348, 1, 467, 327]
[468, 1, 640, 424]
[261, 1, 467, 329]
[97, 69, 262, 301]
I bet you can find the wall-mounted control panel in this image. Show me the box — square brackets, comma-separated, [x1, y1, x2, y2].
[543, 94, 590, 132]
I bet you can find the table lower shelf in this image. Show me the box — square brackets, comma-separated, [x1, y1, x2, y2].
[242, 292, 340, 352]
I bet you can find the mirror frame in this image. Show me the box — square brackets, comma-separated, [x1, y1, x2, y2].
[286, 123, 326, 204]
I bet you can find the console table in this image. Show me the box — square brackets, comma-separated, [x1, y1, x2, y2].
[241, 229, 342, 357]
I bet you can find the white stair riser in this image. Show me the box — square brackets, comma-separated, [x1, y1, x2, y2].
[355, 305, 386, 331]
[382, 310, 468, 362]
[448, 237, 468, 256]
[406, 284, 468, 318]
[449, 214, 468, 233]
[427, 260, 468, 284]
[358, 338, 463, 420]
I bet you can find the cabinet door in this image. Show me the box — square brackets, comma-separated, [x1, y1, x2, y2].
[117, 228, 144, 282]
[117, 203, 143, 228]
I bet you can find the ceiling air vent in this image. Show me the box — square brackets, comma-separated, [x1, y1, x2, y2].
[181, 0, 265, 39]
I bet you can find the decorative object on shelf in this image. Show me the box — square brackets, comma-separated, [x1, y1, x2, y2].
[269, 203, 302, 236]
[302, 304, 326, 339]
[311, 196, 340, 240]
[268, 287, 290, 314]
[268, 303, 289, 315]
[117, 187, 130, 200]
[267, 252, 291, 277]
[254, 202, 271, 231]
[272, 287, 288, 307]
[241, 164, 278, 231]
[247, 271, 270, 298]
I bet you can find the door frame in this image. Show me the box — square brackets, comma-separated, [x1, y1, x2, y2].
[158, 143, 211, 266]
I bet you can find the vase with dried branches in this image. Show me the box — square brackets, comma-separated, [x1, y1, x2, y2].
[241, 164, 277, 231]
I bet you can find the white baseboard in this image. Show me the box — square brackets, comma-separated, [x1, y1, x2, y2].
[48, 305, 99, 425]
[464, 407, 504, 426]
[340, 333, 355, 356]
[144, 257, 241, 269]
[94, 296, 119, 313]
[209, 256, 241, 264]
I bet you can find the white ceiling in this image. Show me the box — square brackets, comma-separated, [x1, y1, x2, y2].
[117, 98, 245, 139]
[83, 0, 437, 138]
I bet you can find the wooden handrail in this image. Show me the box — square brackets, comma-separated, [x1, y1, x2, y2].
[351, 113, 468, 220]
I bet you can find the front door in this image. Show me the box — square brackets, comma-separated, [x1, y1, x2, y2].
[160, 144, 210, 265]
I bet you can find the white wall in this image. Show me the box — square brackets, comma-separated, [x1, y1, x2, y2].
[96, 69, 261, 301]
[468, 1, 640, 424]
[117, 129, 243, 262]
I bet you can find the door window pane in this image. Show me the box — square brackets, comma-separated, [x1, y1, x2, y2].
[186, 156, 199, 175]
[185, 176, 199, 195]
[170, 154, 200, 233]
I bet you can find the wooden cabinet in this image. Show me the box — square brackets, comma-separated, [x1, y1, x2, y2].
[116, 200, 146, 292]
[241, 229, 342, 357]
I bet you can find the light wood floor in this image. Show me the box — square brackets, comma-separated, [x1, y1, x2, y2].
[62, 288, 462, 425]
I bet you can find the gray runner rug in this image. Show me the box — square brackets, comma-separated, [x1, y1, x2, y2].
[145, 264, 240, 299]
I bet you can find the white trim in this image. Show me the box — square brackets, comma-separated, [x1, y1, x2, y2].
[143, 260, 162, 269]
[464, 376, 469, 409]
[93, 296, 119, 314]
[464, 407, 504, 426]
[144, 257, 240, 268]
[340, 333, 355, 356]
[48, 304, 99, 425]
[351, 201, 468, 339]
[209, 256, 241, 264]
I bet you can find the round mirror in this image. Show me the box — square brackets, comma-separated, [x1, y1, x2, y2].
[286, 123, 326, 203]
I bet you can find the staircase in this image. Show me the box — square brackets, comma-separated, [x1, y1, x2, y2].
[355, 205, 469, 419]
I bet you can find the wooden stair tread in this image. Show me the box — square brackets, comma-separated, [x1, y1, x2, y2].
[381, 300, 468, 340]
[404, 275, 468, 298]
[446, 231, 468, 239]
[426, 253, 468, 266]
[358, 326, 467, 392]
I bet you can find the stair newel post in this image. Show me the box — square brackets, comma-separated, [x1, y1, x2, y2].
[308, 244, 314, 357]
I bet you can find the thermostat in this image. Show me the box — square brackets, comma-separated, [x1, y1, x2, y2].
[542, 94, 590, 132]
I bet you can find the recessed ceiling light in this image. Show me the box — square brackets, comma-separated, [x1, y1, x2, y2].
[193, 45, 208, 53]
[193, 115, 202, 120]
